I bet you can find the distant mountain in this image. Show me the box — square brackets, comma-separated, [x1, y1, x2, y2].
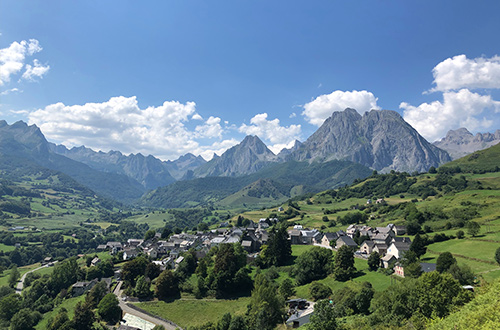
[0, 120, 145, 202]
[50, 144, 177, 189]
[164, 153, 206, 180]
[277, 140, 302, 159]
[433, 127, 500, 160]
[193, 135, 277, 177]
[141, 159, 372, 208]
[286, 109, 451, 173]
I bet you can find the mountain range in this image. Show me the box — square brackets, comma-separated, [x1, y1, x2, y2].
[433, 127, 500, 160]
[2, 108, 494, 207]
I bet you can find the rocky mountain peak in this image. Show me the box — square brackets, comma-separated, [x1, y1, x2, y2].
[193, 135, 277, 177]
[289, 108, 450, 172]
[434, 128, 500, 160]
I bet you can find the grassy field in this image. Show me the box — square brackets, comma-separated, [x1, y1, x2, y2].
[293, 250, 392, 299]
[137, 297, 251, 328]
[0, 243, 16, 252]
[126, 211, 175, 229]
[35, 295, 86, 330]
[0, 262, 42, 287]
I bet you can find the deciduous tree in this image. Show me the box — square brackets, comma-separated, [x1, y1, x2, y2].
[97, 293, 122, 324]
[367, 251, 381, 271]
[333, 246, 356, 281]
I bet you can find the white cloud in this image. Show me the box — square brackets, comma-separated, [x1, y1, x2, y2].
[289, 112, 296, 118]
[0, 39, 46, 86]
[302, 90, 380, 126]
[194, 138, 240, 161]
[0, 87, 21, 95]
[431, 54, 500, 92]
[192, 113, 203, 120]
[195, 116, 223, 138]
[22, 59, 50, 81]
[401, 89, 500, 142]
[268, 140, 298, 155]
[28, 96, 217, 160]
[239, 113, 301, 152]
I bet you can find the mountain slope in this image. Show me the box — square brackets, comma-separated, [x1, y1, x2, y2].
[0, 121, 145, 202]
[194, 135, 277, 177]
[141, 159, 372, 208]
[440, 142, 500, 173]
[287, 109, 451, 173]
[433, 127, 500, 160]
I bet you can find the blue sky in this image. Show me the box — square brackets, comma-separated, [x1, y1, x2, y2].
[1, 1, 500, 160]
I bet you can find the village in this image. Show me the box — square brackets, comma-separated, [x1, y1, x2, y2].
[77, 216, 438, 329]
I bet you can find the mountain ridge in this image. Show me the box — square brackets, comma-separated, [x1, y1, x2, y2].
[433, 127, 500, 160]
[286, 109, 451, 172]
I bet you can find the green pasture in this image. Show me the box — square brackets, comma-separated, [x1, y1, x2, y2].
[137, 297, 251, 329]
[0, 262, 42, 287]
[35, 295, 86, 330]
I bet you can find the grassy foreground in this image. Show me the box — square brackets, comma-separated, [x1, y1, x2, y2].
[136, 297, 251, 329]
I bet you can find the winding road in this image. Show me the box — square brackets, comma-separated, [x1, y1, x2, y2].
[15, 262, 56, 294]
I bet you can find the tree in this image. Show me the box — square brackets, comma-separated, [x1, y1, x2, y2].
[261, 223, 291, 267]
[309, 282, 332, 301]
[121, 256, 149, 287]
[8, 266, 20, 288]
[47, 308, 71, 330]
[278, 278, 295, 300]
[354, 286, 374, 315]
[467, 221, 481, 237]
[210, 244, 247, 297]
[73, 301, 95, 330]
[456, 230, 465, 239]
[134, 275, 152, 299]
[246, 274, 284, 330]
[448, 264, 475, 285]
[0, 293, 21, 321]
[97, 293, 122, 324]
[217, 312, 231, 330]
[333, 246, 356, 281]
[145, 262, 162, 280]
[409, 234, 427, 258]
[144, 229, 156, 241]
[294, 247, 332, 285]
[308, 300, 337, 330]
[161, 226, 172, 239]
[367, 251, 381, 271]
[155, 270, 180, 300]
[10, 308, 41, 330]
[228, 315, 247, 330]
[404, 262, 423, 279]
[496, 247, 500, 266]
[85, 280, 108, 308]
[436, 252, 457, 273]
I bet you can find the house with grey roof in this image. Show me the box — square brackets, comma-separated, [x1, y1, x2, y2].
[387, 241, 411, 259]
[335, 235, 357, 249]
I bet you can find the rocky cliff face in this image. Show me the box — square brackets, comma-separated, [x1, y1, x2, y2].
[433, 128, 500, 160]
[194, 135, 277, 177]
[288, 109, 451, 173]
